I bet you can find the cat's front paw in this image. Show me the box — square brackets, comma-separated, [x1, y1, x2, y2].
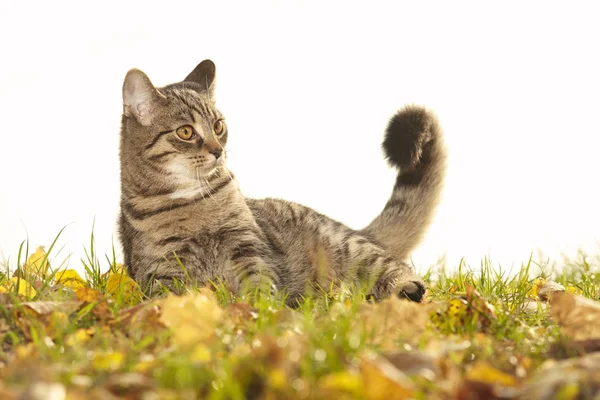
[397, 280, 426, 302]
[239, 274, 278, 300]
[147, 277, 188, 297]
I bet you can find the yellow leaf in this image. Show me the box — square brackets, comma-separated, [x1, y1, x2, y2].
[7, 277, 37, 299]
[466, 361, 517, 387]
[268, 368, 288, 389]
[447, 298, 468, 318]
[360, 357, 416, 400]
[319, 371, 362, 394]
[106, 273, 143, 305]
[158, 289, 223, 347]
[0, 286, 7, 294]
[75, 287, 103, 302]
[134, 355, 157, 373]
[93, 351, 125, 371]
[66, 328, 94, 347]
[191, 344, 212, 363]
[526, 279, 546, 299]
[25, 246, 50, 278]
[55, 269, 86, 289]
[47, 311, 69, 338]
[15, 343, 36, 359]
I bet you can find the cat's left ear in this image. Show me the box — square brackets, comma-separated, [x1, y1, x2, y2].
[122, 69, 165, 126]
[184, 59, 216, 96]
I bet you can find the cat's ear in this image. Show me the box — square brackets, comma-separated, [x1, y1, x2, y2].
[122, 69, 165, 126]
[184, 60, 216, 96]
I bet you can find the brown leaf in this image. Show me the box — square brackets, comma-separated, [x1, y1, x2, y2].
[360, 356, 417, 400]
[359, 297, 435, 349]
[465, 285, 497, 329]
[382, 351, 439, 378]
[518, 352, 600, 399]
[21, 300, 83, 316]
[104, 372, 154, 396]
[75, 287, 104, 303]
[550, 292, 600, 341]
[537, 281, 566, 301]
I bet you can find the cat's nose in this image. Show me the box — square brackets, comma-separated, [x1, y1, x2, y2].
[210, 149, 223, 160]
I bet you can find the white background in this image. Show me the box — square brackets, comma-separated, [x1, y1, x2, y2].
[1, 1, 598, 274]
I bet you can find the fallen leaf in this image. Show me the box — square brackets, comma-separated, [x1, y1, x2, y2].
[518, 352, 600, 399]
[6, 277, 37, 299]
[24, 246, 50, 278]
[158, 289, 223, 347]
[65, 328, 95, 347]
[382, 351, 439, 378]
[360, 356, 417, 400]
[93, 351, 125, 372]
[75, 287, 103, 303]
[104, 372, 154, 396]
[55, 269, 86, 290]
[537, 281, 565, 301]
[550, 292, 600, 341]
[319, 371, 363, 395]
[359, 297, 435, 349]
[466, 361, 517, 387]
[465, 285, 497, 329]
[20, 300, 83, 316]
[106, 273, 143, 305]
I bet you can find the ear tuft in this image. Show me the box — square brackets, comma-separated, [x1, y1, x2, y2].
[184, 60, 216, 96]
[122, 69, 163, 126]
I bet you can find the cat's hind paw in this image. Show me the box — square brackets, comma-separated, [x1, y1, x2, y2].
[397, 280, 426, 302]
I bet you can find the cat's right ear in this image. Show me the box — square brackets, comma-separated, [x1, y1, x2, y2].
[184, 60, 216, 96]
[122, 69, 165, 126]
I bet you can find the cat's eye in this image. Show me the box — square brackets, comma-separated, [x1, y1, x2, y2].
[213, 119, 225, 136]
[176, 125, 195, 140]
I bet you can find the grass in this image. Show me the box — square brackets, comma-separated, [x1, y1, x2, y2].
[0, 233, 599, 399]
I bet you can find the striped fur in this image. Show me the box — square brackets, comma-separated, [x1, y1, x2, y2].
[119, 60, 447, 304]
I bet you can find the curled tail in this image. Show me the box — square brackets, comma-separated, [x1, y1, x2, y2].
[362, 105, 447, 261]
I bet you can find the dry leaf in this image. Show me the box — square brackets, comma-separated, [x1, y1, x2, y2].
[319, 371, 363, 396]
[382, 351, 438, 378]
[106, 273, 143, 305]
[465, 285, 497, 329]
[55, 269, 86, 290]
[75, 287, 103, 303]
[466, 361, 517, 387]
[20, 300, 83, 316]
[158, 290, 223, 347]
[550, 292, 600, 341]
[360, 356, 417, 400]
[359, 297, 435, 349]
[518, 352, 600, 399]
[6, 277, 37, 299]
[104, 372, 154, 396]
[537, 281, 565, 301]
[93, 351, 125, 371]
[24, 246, 50, 278]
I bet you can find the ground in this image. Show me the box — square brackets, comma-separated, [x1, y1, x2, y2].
[1, 238, 599, 399]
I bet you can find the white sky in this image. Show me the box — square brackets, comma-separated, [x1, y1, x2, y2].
[0, 1, 599, 275]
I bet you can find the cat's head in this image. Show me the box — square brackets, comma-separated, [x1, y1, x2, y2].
[120, 60, 228, 187]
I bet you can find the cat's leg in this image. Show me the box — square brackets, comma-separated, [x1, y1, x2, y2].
[229, 242, 279, 297]
[370, 261, 426, 302]
[344, 236, 426, 302]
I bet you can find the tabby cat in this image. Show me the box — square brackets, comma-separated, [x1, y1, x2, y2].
[119, 60, 446, 305]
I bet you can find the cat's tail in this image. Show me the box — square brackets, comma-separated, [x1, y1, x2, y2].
[362, 105, 447, 262]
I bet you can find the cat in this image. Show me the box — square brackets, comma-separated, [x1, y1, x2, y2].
[118, 59, 446, 305]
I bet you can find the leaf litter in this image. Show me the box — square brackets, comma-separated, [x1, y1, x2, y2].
[0, 245, 599, 398]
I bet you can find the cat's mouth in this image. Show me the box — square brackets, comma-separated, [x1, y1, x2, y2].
[193, 158, 224, 178]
